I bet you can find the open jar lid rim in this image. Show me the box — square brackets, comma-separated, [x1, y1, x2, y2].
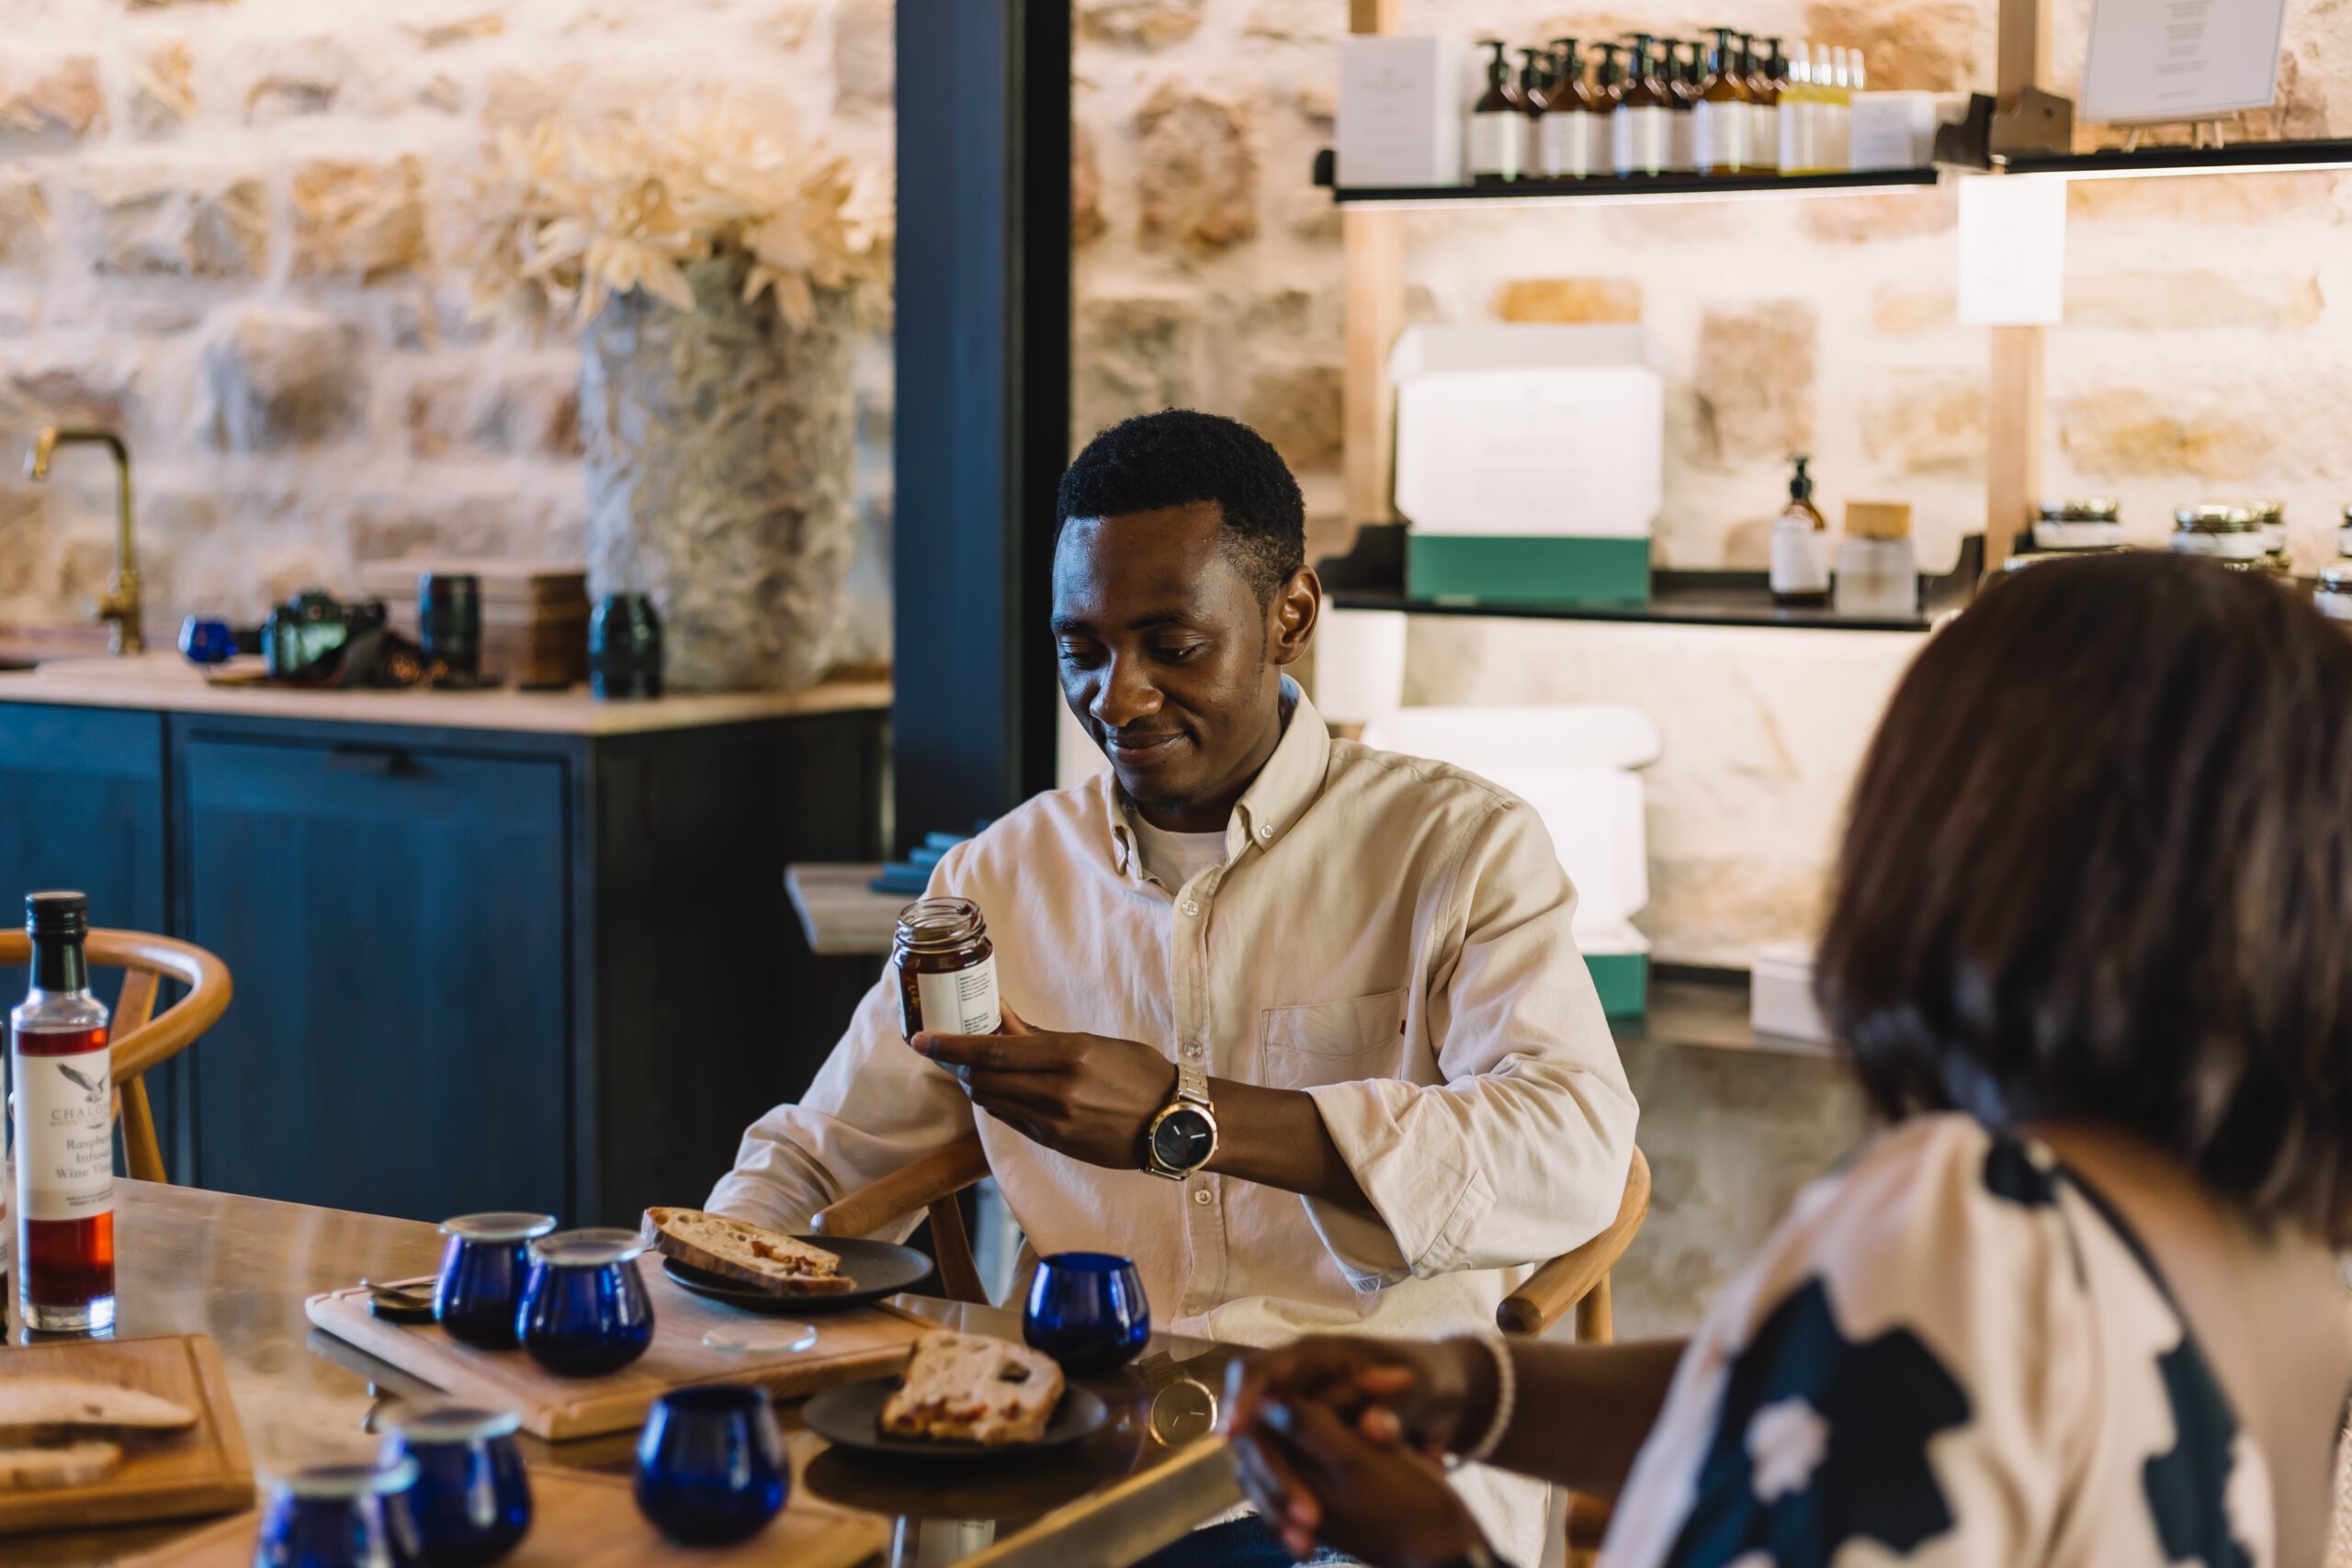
[440, 1212, 559, 1243]
[527, 1227, 648, 1267]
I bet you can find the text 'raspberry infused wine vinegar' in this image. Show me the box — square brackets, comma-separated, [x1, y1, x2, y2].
[10, 891, 116, 1333]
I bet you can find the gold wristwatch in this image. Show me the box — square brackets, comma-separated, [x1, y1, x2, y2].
[1143, 1062, 1218, 1179]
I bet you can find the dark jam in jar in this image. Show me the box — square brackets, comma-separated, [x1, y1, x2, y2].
[893, 897, 1001, 1041]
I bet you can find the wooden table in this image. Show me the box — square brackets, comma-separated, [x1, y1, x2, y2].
[17, 1182, 1243, 1568]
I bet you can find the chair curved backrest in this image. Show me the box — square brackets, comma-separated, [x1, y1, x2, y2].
[0, 928, 232, 1184]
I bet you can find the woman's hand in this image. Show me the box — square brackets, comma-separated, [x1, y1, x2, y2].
[1222, 1337, 1496, 1556]
[1232, 1398, 1492, 1568]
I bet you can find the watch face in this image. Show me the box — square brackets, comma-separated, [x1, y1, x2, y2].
[1152, 1108, 1215, 1171]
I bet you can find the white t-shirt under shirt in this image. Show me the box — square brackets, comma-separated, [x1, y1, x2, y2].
[1131, 817, 1228, 894]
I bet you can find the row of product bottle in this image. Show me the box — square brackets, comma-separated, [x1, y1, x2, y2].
[1469, 29, 1862, 183]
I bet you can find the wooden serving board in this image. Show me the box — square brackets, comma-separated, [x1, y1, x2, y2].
[305, 1256, 929, 1440]
[129, 1466, 887, 1568]
[0, 1334, 253, 1537]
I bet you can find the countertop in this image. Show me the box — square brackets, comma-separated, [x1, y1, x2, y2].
[18, 1181, 1239, 1568]
[0, 653, 890, 736]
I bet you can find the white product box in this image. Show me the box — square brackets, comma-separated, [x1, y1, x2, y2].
[1389, 324, 1666, 539]
[1848, 92, 1967, 171]
[1750, 940, 1832, 1050]
[1362, 705, 1661, 980]
[1339, 37, 1467, 187]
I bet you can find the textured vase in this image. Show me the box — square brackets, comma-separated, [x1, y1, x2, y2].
[579, 255, 857, 693]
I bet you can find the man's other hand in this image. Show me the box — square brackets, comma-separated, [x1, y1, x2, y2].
[911, 1004, 1179, 1169]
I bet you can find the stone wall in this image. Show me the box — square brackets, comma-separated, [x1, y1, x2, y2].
[0, 0, 894, 661]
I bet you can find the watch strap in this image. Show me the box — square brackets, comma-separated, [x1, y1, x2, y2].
[1175, 1062, 1210, 1107]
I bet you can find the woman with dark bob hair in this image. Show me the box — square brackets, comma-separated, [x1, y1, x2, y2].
[1225, 551, 2352, 1568]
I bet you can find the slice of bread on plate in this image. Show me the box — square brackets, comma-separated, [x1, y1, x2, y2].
[879, 1331, 1065, 1446]
[0, 1378, 197, 1447]
[0, 1439, 124, 1490]
[643, 1206, 858, 1296]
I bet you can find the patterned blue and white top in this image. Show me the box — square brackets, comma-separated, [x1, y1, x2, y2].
[1600, 1113, 2268, 1568]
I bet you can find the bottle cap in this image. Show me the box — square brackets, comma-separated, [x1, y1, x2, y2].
[26, 890, 88, 941]
[1788, 454, 1814, 502]
[1846, 501, 1913, 540]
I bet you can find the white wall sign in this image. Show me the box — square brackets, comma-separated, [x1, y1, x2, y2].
[2081, 0, 2286, 125]
[1958, 175, 2068, 326]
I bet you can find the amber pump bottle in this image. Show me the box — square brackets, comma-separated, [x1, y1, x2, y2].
[1518, 47, 1552, 176]
[1696, 26, 1753, 175]
[1770, 455, 1832, 607]
[1665, 39, 1700, 174]
[1748, 34, 1782, 173]
[1541, 39, 1598, 179]
[1469, 39, 1522, 183]
[1612, 34, 1668, 177]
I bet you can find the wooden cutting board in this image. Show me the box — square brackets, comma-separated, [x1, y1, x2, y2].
[128, 1466, 887, 1568]
[0, 1334, 253, 1537]
[306, 1257, 929, 1440]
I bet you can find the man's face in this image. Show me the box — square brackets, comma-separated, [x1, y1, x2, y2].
[1051, 502, 1300, 830]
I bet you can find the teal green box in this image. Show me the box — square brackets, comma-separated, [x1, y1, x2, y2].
[1588, 951, 1649, 1021]
[1407, 534, 1652, 608]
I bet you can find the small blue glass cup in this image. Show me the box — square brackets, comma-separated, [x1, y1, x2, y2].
[1023, 1252, 1150, 1375]
[381, 1405, 532, 1566]
[633, 1385, 788, 1546]
[435, 1213, 557, 1350]
[180, 616, 235, 665]
[253, 1457, 415, 1568]
[514, 1227, 655, 1377]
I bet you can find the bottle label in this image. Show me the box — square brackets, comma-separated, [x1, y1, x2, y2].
[1751, 103, 1780, 168]
[1693, 100, 1752, 172]
[2033, 520, 2124, 551]
[1541, 112, 1594, 178]
[1781, 100, 1812, 172]
[1770, 521, 1833, 596]
[17, 1049, 114, 1224]
[1612, 107, 1669, 175]
[1668, 107, 1695, 173]
[915, 955, 1001, 1038]
[2171, 531, 2267, 561]
[1468, 113, 1521, 179]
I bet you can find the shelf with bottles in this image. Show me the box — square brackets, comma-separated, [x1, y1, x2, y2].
[1327, 26, 1939, 206]
[1315, 525, 1982, 636]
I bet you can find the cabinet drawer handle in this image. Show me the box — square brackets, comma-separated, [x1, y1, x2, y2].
[326, 745, 410, 776]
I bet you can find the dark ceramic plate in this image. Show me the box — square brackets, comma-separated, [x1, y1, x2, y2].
[800, 1376, 1109, 1461]
[660, 1237, 933, 1315]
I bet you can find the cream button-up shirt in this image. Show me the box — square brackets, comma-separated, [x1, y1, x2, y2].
[711, 687, 1638, 1564]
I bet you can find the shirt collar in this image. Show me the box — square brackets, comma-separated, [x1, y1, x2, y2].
[1102, 677, 1329, 882]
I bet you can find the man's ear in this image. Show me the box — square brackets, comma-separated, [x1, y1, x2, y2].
[1269, 566, 1320, 668]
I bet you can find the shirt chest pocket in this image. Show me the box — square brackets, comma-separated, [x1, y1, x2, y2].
[1255, 987, 1411, 1091]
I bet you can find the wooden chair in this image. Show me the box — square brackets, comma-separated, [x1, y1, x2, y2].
[812, 1139, 1652, 1563]
[0, 928, 232, 1184]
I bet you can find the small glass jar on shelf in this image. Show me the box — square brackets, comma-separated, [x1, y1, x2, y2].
[2032, 498, 2123, 553]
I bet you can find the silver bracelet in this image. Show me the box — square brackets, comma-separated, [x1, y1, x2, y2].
[1453, 1330, 1517, 1466]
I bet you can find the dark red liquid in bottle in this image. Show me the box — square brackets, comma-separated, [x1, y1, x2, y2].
[15, 1023, 116, 1324]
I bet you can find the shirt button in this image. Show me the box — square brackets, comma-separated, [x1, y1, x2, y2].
[1259, 823, 1274, 840]
[1182, 1043, 1203, 1059]
[1181, 899, 1200, 918]
[1192, 1188, 1213, 1206]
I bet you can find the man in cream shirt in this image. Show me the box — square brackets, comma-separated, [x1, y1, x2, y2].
[711, 409, 1637, 1566]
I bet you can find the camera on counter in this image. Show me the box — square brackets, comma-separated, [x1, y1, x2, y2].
[262, 588, 425, 689]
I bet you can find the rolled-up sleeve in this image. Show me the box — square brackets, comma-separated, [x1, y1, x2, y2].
[1301, 800, 1637, 1289]
[706, 850, 980, 1235]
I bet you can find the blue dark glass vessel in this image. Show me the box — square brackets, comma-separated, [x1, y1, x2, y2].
[633, 1386, 788, 1546]
[1023, 1252, 1150, 1374]
[382, 1405, 532, 1565]
[179, 617, 235, 665]
[434, 1213, 557, 1350]
[253, 1459, 415, 1568]
[514, 1228, 655, 1377]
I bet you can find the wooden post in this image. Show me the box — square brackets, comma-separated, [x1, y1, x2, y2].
[1341, 0, 1404, 528]
[1983, 0, 2052, 576]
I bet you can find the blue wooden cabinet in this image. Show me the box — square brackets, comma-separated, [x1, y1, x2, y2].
[0, 698, 886, 1226]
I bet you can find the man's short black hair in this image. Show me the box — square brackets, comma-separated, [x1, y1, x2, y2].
[1056, 410, 1307, 603]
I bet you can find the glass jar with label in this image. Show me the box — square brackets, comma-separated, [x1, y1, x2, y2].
[2171, 505, 2266, 563]
[2244, 499, 2288, 562]
[2032, 498, 2122, 553]
[893, 897, 1001, 1040]
[2316, 564, 2352, 624]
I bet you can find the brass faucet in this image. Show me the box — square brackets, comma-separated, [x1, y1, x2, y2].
[27, 426, 142, 656]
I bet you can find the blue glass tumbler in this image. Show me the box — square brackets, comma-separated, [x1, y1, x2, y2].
[514, 1228, 655, 1377]
[434, 1213, 557, 1350]
[1023, 1252, 1150, 1374]
[381, 1405, 532, 1566]
[633, 1385, 788, 1546]
[253, 1458, 416, 1568]
[180, 616, 235, 665]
